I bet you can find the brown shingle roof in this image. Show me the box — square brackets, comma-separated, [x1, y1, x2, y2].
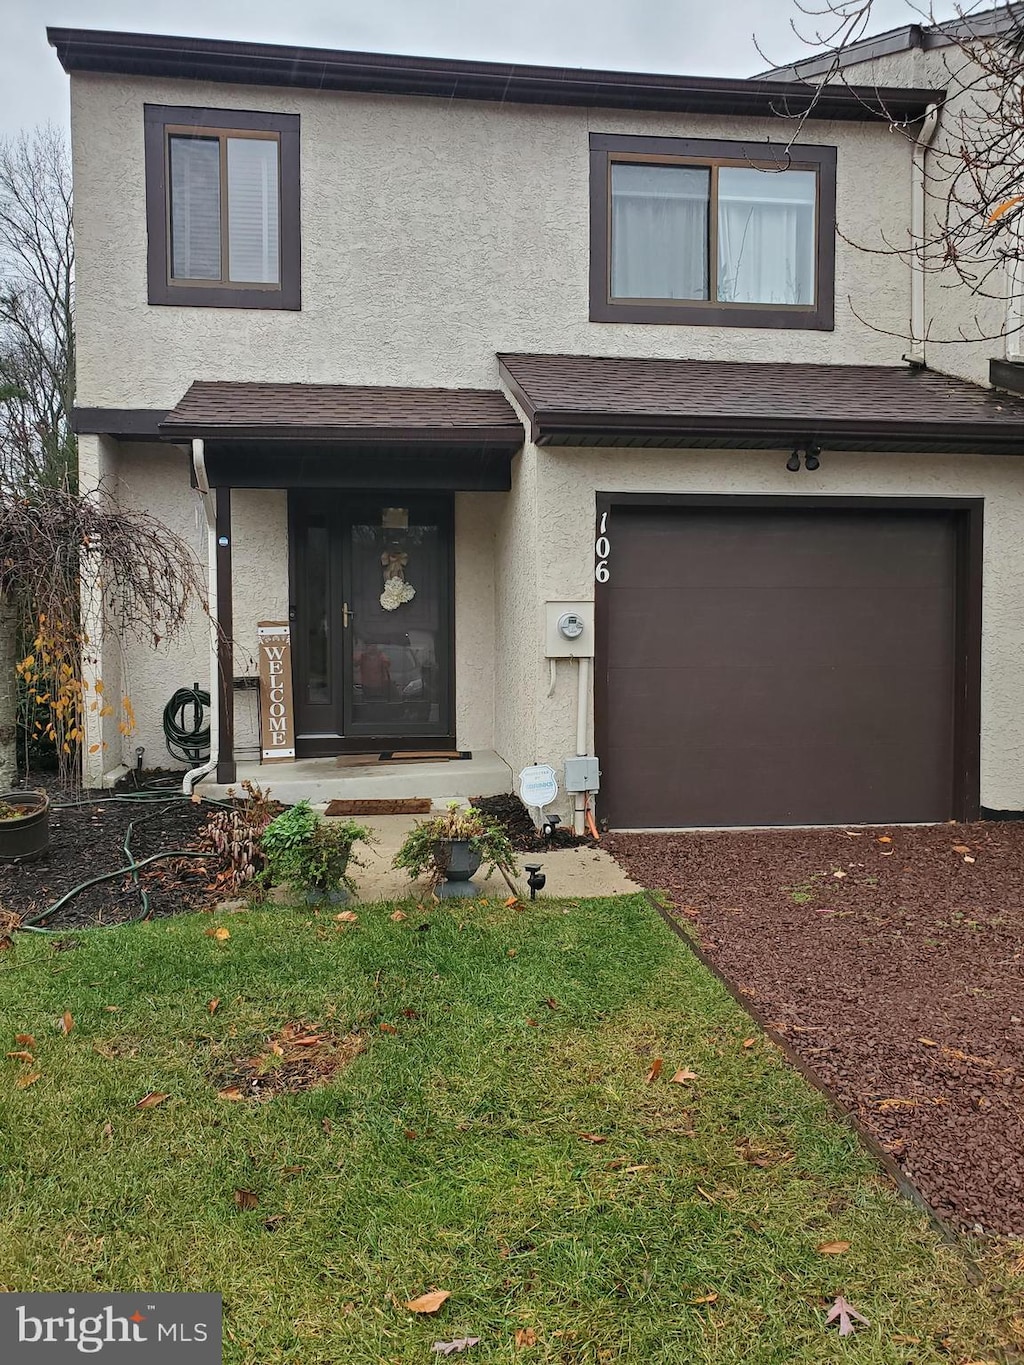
[496, 353, 1024, 454]
[159, 380, 523, 445]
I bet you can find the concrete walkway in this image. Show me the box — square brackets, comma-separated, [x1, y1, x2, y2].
[340, 814, 642, 903]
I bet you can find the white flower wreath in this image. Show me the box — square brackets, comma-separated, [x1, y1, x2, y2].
[380, 577, 416, 610]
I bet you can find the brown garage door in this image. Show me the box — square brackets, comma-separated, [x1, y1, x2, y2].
[600, 504, 965, 828]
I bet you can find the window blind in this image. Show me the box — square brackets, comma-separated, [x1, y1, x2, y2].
[227, 137, 280, 284]
[169, 136, 221, 281]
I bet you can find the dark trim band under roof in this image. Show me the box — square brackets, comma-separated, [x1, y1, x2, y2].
[47, 28, 942, 122]
[496, 353, 1024, 455]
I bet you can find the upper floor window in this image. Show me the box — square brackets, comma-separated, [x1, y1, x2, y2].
[589, 133, 836, 330]
[144, 105, 300, 309]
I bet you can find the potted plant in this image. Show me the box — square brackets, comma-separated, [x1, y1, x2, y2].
[260, 801, 374, 904]
[392, 802, 519, 898]
[0, 789, 49, 863]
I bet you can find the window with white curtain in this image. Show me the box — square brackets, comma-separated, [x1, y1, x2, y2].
[593, 134, 835, 330]
[168, 131, 281, 286]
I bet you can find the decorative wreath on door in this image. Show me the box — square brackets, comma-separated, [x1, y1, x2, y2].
[380, 547, 416, 610]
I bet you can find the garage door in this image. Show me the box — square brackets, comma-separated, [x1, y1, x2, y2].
[600, 505, 963, 828]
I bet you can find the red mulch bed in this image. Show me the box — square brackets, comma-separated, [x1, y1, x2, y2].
[605, 822, 1024, 1237]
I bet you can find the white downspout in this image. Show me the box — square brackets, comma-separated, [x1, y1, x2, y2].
[573, 655, 589, 836]
[907, 102, 939, 366]
[182, 438, 220, 795]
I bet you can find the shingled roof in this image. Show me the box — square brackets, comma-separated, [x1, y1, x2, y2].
[496, 354, 1024, 454]
[159, 381, 524, 446]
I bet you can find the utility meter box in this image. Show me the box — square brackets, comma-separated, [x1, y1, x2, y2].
[564, 755, 601, 792]
[545, 601, 595, 657]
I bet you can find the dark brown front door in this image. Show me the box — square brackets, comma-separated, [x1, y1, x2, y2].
[290, 494, 454, 754]
[599, 503, 973, 828]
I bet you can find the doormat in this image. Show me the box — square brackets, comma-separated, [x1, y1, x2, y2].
[379, 750, 472, 763]
[324, 798, 432, 816]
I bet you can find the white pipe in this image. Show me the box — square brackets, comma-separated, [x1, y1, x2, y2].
[573, 655, 590, 835]
[907, 102, 939, 366]
[182, 439, 220, 795]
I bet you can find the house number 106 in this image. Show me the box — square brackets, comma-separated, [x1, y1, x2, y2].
[595, 513, 610, 584]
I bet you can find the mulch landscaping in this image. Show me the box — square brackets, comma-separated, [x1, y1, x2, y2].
[605, 821, 1024, 1238]
[471, 792, 594, 852]
[0, 790, 218, 930]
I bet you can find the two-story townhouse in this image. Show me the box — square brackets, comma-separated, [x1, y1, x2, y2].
[49, 25, 1024, 830]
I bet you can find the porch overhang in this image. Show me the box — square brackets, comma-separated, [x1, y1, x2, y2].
[496, 353, 1024, 456]
[159, 380, 524, 490]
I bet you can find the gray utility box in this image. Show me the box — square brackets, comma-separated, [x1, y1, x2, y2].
[564, 756, 601, 793]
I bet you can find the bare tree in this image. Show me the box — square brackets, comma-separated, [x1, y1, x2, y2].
[0, 126, 74, 492]
[760, 1, 1024, 344]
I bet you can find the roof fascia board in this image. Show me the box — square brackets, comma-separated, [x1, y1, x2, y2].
[47, 27, 942, 122]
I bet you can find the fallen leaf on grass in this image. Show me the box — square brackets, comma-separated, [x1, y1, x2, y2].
[14, 1033, 34, 1046]
[103, 1005, 120, 1013]
[825, 1295, 870, 1336]
[404, 1129, 418, 1140]
[101, 1121, 113, 1140]
[16, 1072, 40, 1088]
[321, 1117, 333, 1134]
[504, 896, 519, 908]
[135, 1091, 169, 1109]
[208, 998, 221, 1014]
[542, 998, 558, 1011]
[205, 927, 230, 941]
[6, 1050, 34, 1062]
[690, 1293, 718, 1305]
[389, 910, 407, 922]
[58, 1011, 73, 1035]
[335, 911, 359, 923]
[402, 1008, 420, 1019]
[817, 1241, 851, 1255]
[525, 1018, 538, 1027]
[578, 1132, 608, 1144]
[217, 1086, 245, 1101]
[404, 1290, 450, 1314]
[645, 1058, 663, 1083]
[0, 935, 13, 952]
[514, 1327, 538, 1348]
[379, 1023, 398, 1035]
[433, 1338, 480, 1356]
[233, 1188, 259, 1210]
[671, 1068, 697, 1083]
[741, 1038, 756, 1049]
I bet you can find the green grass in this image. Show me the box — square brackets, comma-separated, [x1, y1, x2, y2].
[0, 895, 1009, 1364]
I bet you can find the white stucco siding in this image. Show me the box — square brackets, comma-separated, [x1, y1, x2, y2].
[71, 72, 915, 409]
[531, 444, 1024, 815]
[454, 492, 499, 752]
[824, 44, 1008, 388]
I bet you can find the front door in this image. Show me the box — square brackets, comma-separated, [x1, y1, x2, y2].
[290, 494, 454, 754]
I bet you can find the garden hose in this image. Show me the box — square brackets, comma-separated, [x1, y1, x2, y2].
[17, 849, 216, 932]
[162, 685, 211, 764]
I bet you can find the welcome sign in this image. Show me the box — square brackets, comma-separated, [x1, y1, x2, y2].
[257, 621, 296, 761]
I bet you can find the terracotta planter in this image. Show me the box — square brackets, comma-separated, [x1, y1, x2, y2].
[0, 790, 50, 863]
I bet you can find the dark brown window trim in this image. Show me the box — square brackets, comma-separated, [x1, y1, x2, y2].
[144, 104, 300, 310]
[593, 492, 982, 822]
[589, 133, 836, 331]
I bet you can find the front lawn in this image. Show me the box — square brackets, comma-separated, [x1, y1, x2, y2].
[0, 895, 1006, 1363]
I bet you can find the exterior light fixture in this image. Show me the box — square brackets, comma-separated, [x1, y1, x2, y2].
[787, 443, 822, 472]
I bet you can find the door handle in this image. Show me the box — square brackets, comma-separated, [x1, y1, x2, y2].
[342, 601, 351, 629]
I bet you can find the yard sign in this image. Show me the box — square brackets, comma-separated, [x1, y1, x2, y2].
[257, 621, 296, 761]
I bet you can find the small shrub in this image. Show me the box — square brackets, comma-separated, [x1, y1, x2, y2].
[392, 802, 518, 892]
[199, 781, 280, 894]
[261, 802, 374, 898]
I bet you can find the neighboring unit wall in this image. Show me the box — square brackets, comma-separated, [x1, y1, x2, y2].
[70, 72, 917, 411]
[816, 43, 1009, 388]
[531, 445, 1024, 816]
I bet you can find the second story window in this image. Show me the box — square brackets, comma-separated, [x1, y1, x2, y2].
[145, 105, 300, 309]
[590, 133, 836, 330]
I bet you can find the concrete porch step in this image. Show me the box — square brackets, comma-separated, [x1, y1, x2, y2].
[200, 749, 513, 806]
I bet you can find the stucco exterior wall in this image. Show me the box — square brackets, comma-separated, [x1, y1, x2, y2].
[70, 71, 917, 410]
[527, 444, 1024, 817]
[825, 44, 1008, 388]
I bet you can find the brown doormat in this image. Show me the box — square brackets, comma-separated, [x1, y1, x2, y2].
[379, 750, 471, 762]
[334, 755, 382, 769]
[324, 798, 432, 816]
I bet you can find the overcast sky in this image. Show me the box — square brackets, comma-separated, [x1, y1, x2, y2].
[1, 0, 961, 140]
